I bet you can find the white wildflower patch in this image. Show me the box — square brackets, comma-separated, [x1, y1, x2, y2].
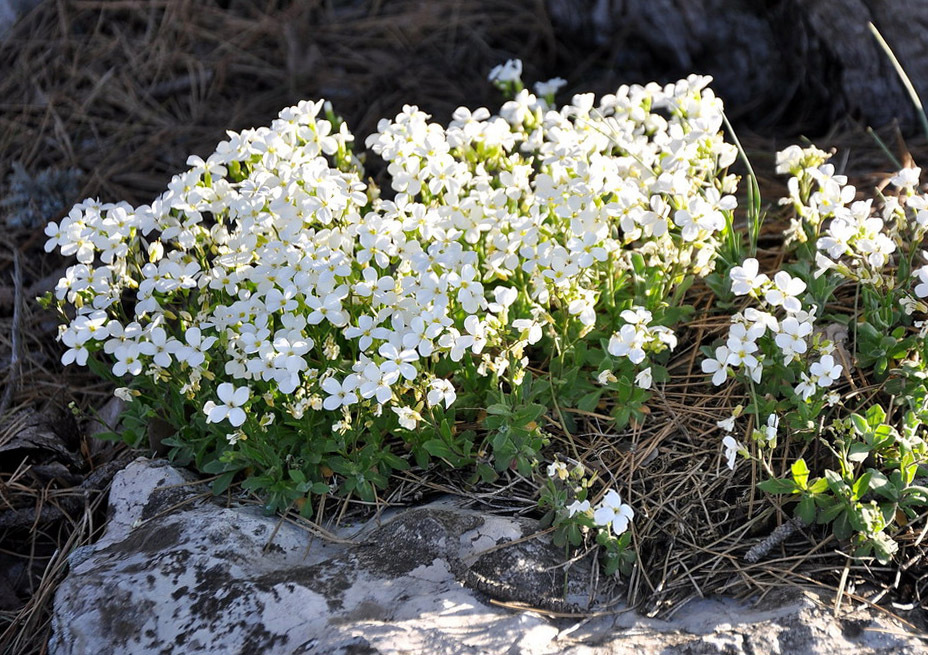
[51, 69, 736, 433]
[48, 65, 742, 568]
[703, 253, 840, 401]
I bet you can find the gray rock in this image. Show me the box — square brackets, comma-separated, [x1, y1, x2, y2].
[50, 458, 928, 654]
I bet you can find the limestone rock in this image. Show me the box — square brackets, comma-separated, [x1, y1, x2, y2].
[50, 458, 928, 654]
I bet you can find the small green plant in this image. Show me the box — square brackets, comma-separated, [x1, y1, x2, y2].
[705, 146, 928, 564]
[538, 458, 636, 576]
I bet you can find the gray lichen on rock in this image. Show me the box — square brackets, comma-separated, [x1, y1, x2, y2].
[49, 459, 928, 655]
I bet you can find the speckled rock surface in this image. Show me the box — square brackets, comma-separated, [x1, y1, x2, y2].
[50, 458, 928, 654]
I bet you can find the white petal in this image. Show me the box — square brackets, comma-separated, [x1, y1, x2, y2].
[593, 507, 614, 528]
[207, 406, 228, 424]
[227, 408, 246, 427]
[232, 386, 250, 406]
[216, 382, 234, 403]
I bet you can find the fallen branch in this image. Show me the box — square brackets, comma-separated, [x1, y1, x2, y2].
[744, 515, 808, 563]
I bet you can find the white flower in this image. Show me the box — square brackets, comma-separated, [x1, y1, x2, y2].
[566, 499, 591, 517]
[608, 324, 646, 364]
[139, 326, 181, 369]
[321, 376, 358, 411]
[725, 326, 759, 370]
[512, 318, 543, 345]
[534, 77, 567, 98]
[597, 369, 618, 385]
[426, 378, 456, 409]
[306, 291, 349, 327]
[890, 167, 920, 189]
[177, 327, 217, 368]
[774, 316, 812, 359]
[488, 59, 522, 84]
[112, 344, 143, 377]
[359, 362, 397, 404]
[492, 286, 518, 310]
[592, 490, 634, 536]
[794, 372, 816, 401]
[379, 342, 418, 381]
[722, 436, 740, 471]
[809, 354, 842, 388]
[729, 258, 767, 296]
[775, 145, 804, 175]
[765, 271, 806, 313]
[392, 406, 421, 430]
[113, 387, 134, 402]
[701, 345, 731, 386]
[204, 383, 250, 427]
[60, 327, 90, 366]
[717, 415, 736, 432]
[226, 430, 246, 445]
[763, 414, 779, 443]
[915, 266, 928, 298]
[345, 315, 388, 351]
[547, 461, 568, 480]
[635, 367, 653, 389]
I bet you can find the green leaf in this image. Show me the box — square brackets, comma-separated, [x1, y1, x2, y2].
[852, 472, 873, 499]
[871, 424, 896, 448]
[870, 533, 899, 564]
[512, 403, 545, 425]
[819, 501, 845, 523]
[824, 469, 848, 494]
[848, 442, 871, 463]
[486, 403, 511, 416]
[808, 478, 829, 494]
[849, 414, 869, 435]
[422, 439, 456, 461]
[380, 451, 411, 471]
[475, 463, 498, 483]
[832, 511, 853, 540]
[867, 470, 893, 499]
[797, 495, 816, 524]
[791, 458, 810, 490]
[310, 481, 331, 495]
[202, 458, 235, 474]
[865, 404, 886, 427]
[211, 471, 236, 496]
[577, 390, 602, 413]
[327, 457, 355, 476]
[758, 478, 799, 495]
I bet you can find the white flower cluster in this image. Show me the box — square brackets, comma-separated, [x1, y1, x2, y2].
[606, 307, 677, 365]
[780, 145, 928, 318]
[49, 68, 737, 434]
[778, 146, 928, 290]
[702, 257, 842, 401]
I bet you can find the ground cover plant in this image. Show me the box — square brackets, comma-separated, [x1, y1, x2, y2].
[44, 60, 928, 594]
[46, 64, 740, 573]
